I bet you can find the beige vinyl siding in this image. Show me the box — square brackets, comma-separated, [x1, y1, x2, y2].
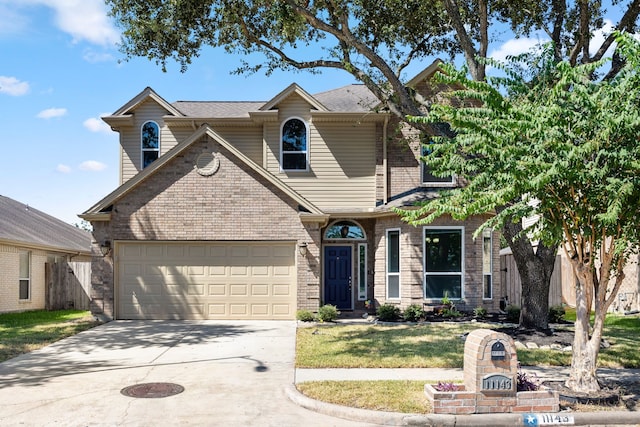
[264, 96, 376, 209]
[120, 100, 183, 184]
[213, 126, 263, 165]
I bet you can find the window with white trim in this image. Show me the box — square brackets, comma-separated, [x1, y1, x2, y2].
[358, 243, 367, 300]
[424, 227, 464, 299]
[421, 143, 455, 186]
[19, 251, 30, 300]
[386, 229, 400, 299]
[281, 118, 308, 171]
[141, 121, 160, 168]
[482, 229, 493, 299]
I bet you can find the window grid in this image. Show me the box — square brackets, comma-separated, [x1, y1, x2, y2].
[141, 121, 160, 169]
[423, 227, 464, 300]
[420, 144, 455, 186]
[358, 243, 367, 301]
[386, 229, 400, 299]
[280, 117, 309, 171]
[19, 251, 30, 300]
[482, 229, 493, 300]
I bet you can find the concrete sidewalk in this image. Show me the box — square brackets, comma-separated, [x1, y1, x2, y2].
[296, 366, 640, 383]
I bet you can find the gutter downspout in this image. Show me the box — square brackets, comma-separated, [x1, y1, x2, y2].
[383, 116, 389, 205]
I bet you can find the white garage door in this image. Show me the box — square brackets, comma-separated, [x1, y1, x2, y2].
[116, 242, 296, 320]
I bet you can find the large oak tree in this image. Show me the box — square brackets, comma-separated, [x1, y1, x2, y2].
[107, 0, 640, 329]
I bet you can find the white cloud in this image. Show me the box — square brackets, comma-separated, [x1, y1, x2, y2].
[37, 107, 67, 119]
[489, 36, 549, 63]
[43, 0, 120, 46]
[56, 164, 71, 173]
[83, 116, 112, 134]
[79, 160, 107, 171]
[2, 0, 120, 46]
[0, 76, 30, 96]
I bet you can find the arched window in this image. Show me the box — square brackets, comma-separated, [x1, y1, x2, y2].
[141, 121, 160, 168]
[281, 118, 308, 171]
[324, 220, 366, 240]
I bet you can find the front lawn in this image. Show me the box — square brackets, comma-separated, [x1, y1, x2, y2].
[296, 313, 640, 369]
[296, 313, 640, 413]
[0, 310, 100, 363]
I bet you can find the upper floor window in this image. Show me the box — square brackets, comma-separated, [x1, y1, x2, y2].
[281, 118, 308, 171]
[421, 144, 455, 186]
[141, 121, 160, 168]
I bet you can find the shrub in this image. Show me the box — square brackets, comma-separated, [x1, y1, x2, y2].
[316, 304, 340, 322]
[441, 307, 462, 318]
[517, 370, 540, 391]
[403, 304, 424, 322]
[296, 309, 316, 322]
[548, 305, 566, 323]
[473, 306, 488, 318]
[377, 304, 401, 321]
[505, 305, 521, 322]
[434, 381, 460, 392]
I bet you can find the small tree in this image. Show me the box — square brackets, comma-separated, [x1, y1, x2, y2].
[400, 33, 640, 392]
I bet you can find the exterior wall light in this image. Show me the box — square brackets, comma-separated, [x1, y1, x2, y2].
[298, 242, 308, 256]
[100, 240, 111, 257]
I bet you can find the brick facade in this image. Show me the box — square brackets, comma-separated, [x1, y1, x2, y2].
[90, 135, 322, 318]
[373, 215, 501, 312]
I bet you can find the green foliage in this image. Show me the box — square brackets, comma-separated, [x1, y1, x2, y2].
[377, 304, 401, 321]
[473, 306, 488, 318]
[440, 307, 462, 318]
[403, 304, 424, 322]
[506, 305, 521, 323]
[317, 305, 340, 322]
[548, 305, 566, 323]
[296, 309, 316, 322]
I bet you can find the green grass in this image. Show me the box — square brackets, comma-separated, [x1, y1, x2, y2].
[297, 323, 490, 368]
[0, 310, 100, 363]
[297, 380, 433, 414]
[297, 312, 640, 369]
[296, 313, 640, 413]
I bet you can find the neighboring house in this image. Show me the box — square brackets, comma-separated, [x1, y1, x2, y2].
[81, 60, 502, 320]
[0, 195, 92, 313]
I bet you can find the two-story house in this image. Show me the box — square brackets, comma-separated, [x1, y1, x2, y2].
[81, 60, 501, 320]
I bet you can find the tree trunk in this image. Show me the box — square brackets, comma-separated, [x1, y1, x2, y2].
[502, 220, 557, 330]
[566, 269, 601, 392]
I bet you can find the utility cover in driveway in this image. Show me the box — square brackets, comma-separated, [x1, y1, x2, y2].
[116, 241, 296, 320]
[121, 383, 184, 398]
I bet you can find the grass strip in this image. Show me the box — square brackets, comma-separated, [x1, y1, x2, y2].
[0, 310, 100, 363]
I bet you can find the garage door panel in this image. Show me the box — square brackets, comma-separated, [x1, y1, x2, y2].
[117, 242, 296, 320]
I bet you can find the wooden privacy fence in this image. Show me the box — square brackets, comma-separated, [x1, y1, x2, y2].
[499, 251, 566, 308]
[45, 260, 91, 310]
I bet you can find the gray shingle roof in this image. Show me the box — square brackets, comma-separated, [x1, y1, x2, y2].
[313, 84, 378, 112]
[0, 195, 91, 253]
[170, 84, 378, 118]
[172, 101, 265, 118]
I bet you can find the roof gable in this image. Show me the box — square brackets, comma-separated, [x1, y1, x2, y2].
[0, 196, 91, 253]
[110, 86, 184, 118]
[260, 83, 328, 112]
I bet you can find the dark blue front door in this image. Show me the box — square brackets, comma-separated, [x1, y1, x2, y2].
[324, 246, 352, 309]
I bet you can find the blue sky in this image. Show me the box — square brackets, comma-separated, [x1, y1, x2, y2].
[0, 0, 620, 225]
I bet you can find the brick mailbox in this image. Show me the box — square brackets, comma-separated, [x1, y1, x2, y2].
[425, 328, 559, 414]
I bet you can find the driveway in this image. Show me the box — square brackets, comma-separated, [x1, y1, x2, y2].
[0, 321, 376, 426]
